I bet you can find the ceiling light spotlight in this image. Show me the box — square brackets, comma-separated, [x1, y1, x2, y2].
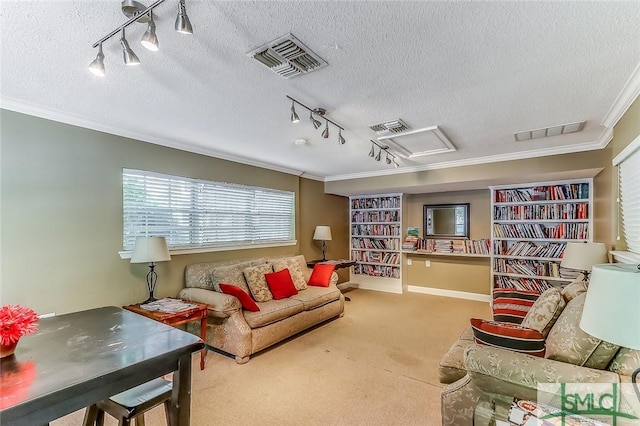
[338, 129, 346, 145]
[375, 148, 382, 161]
[369, 143, 375, 157]
[175, 0, 193, 34]
[88, 43, 105, 77]
[310, 111, 322, 129]
[393, 159, 399, 168]
[120, 29, 141, 65]
[322, 121, 329, 138]
[386, 152, 392, 164]
[141, 12, 159, 51]
[290, 101, 300, 123]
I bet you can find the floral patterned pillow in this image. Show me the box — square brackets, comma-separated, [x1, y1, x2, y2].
[272, 256, 307, 291]
[520, 287, 565, 338]
[243, 263, 274, 302]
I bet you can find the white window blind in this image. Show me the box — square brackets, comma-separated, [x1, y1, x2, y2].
[123, 169, 295, 251]
[616, 135, 640, 254]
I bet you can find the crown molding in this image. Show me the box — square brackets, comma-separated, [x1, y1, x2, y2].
[325, 137, 607, 182]
[0, 97, 308, 178]
[601, 61, 640, 129]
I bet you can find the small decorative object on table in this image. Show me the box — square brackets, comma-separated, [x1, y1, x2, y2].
[0, 305, 39, 358]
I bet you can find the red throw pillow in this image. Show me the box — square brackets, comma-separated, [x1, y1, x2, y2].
[219, 284, 260, 312]
[470, 318, 545, 357]
[308, 263, 336, 287]
[264, 269, 298, 300]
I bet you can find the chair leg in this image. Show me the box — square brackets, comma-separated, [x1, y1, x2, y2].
[96, 409, 105, 426]
[134, 414, 145, 426]
[83, 405, 99, 426]
[163, 400, 172, 426]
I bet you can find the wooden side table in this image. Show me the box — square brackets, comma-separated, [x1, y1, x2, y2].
[123, 301, 208, 370]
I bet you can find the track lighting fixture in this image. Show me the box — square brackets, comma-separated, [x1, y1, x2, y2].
[141, 12, 159, 51]
[290, 101, 300, 123]
[121, 29, 141, 66]
[368, 140, 399, 168]
[88, 0, 194, 77]
[286, 95, 347, 145]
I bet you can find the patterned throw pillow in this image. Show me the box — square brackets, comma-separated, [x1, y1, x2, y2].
[210, 261, 254, 294]
[219, 284, 260, 312]
[492, 289, 541, 323]
[243, 263, 274, 302]
[560, 278, 588, 302]
[272, 256, 307, 291]
[470, 318, 545, 357]
[264, 269, 298, 300]
[519, 287, 566, 337]
[308, 264, 336, 287]
[545, 293, 620, 368]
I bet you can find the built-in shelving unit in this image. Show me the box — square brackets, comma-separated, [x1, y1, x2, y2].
[490, 179, 593, 293]
[349, 193, 402, 294]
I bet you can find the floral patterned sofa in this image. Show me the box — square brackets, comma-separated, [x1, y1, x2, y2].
[178, 255, 344, 363]
[439, 280, 640, 425]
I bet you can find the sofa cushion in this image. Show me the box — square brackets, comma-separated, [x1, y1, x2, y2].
[470, 318, 545, 357]
[272, 256, 308, 291]
[607, 348, 640, 377]
[519, 287, 565, 337]
[211, 261, 255, 294]
[492, 288, 541, 323]
[265, 268, 298, 300]
[219, 284, 260, 312]
[244, 263, 274, 302]
[308, 263, 336, 287]
[243, 298, 305, 328]
[545, 293, 620, 368]
[560, 278, 588, 302]
[438, 327, 476, 384]
[290, 285, 341, 310]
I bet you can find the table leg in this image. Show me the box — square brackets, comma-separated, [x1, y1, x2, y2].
[170, 353, 192, 426]
[199, 317, 207, 370]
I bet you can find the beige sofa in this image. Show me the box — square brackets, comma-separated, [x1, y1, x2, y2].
[439, 281, 640, 425]
[177, 255, 344, 364]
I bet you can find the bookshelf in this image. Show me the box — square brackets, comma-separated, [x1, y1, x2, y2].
[490, 179, 593, 293]
[349, 193, 403, 294]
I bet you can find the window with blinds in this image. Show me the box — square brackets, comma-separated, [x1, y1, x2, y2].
[123, 169, 295, 251]
[616, 135, 640, 254]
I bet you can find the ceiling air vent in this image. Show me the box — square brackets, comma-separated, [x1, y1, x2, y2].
[246, 33, 328, 79]
[370, 119, 411, 134]
[514, 121, 586, 142]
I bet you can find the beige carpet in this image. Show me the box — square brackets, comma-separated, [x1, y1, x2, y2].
[52, 289, 490, 426]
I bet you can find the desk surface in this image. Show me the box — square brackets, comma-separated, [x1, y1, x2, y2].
[0, 306, 203, 426]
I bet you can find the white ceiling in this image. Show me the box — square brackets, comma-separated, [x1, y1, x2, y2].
[1, 1, 639, 182]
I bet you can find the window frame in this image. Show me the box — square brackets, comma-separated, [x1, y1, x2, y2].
[611, 134, 640, 264]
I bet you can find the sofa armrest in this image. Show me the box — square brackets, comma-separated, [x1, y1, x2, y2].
[464, 344, 620, 401]
[178, 287, 241, 318]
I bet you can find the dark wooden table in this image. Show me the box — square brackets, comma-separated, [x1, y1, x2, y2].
[0, 306, 203, 426]
[123, 300, 208, 370]
[306, 259, 357, 269]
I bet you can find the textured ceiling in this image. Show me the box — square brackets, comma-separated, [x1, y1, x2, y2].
[1, 1, 639, 181]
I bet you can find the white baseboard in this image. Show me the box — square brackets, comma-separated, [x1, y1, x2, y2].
[344, 281, 403, 294]
[407, 285, 491, 303]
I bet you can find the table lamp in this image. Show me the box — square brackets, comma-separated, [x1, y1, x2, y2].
[560, 242, 608, 281]
[313, 226, 332, 261]
[130, 236, 171, 303]
[580, 263, 640, 402]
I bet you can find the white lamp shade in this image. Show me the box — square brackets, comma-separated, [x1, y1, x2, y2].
[560, 242, 608, 271]
[130, 236, 171, 263]
[580, 263, 640, 350]
[313, 226, 332, 241]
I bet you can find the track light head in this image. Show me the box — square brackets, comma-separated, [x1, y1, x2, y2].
[393, 159, 399, 168]
[290, 102, 300, 123]
[120, 30, 140, 66]
[88, 44, 105, 77]
[369, 144, 375, 157]
[310, 111, 322, 129]
[322, 121, 329, 138]
[386, 153, 392, 164]
[338, 129, 346, 145]
[141, 13, 159, 51]
[375, 149, 381, 161]
[175, 0, 193, 34]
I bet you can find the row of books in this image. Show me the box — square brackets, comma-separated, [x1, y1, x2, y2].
[493, 203, 589, 221]
[493, 240, 565, 258]
[404, 238, 491, 255]
[351, 251, 400, 265]
[351, 210, 400, 223]
[494, 259, 562, 277]
[353, 264, 400, 278]
[351, 197, 400, 210]
[494, 183, 589, 203]
[351, 224, 401, 236]
[351, 238, 400, 250]
[494, 276, 555, 292]
[493, 223, 589, 240]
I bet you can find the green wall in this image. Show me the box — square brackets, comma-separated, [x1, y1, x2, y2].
[0, 109, 348, 314]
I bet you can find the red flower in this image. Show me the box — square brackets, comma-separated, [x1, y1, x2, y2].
[0, 305, 39, 345]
